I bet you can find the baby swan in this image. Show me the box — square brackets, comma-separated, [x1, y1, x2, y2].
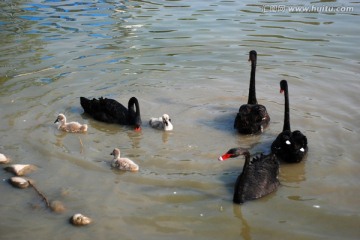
[149, 114, 173, 131]
[54, 113, 88, 133]
[110, 148, 139, 172]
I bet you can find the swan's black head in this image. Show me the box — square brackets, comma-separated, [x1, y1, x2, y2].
[134, 116, 142, 132]
[248, 50, 257, 62]
[280, 80, 288, 93]
[218, 148, 249, 161]
[128, 97, 142, 131]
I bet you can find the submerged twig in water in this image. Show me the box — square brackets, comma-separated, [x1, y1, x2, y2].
[28, 180, 50, 209]
[79, 136, 84, 154]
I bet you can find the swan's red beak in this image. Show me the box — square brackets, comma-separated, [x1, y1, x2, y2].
[280, 89, 284, 94]
[218, 153, 231, 161]
[135, 126, 141, 132]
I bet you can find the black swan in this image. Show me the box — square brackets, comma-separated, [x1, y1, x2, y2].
[234, 50, 270, 134]
[218, 148, 280, 204]
[271, 80, 308, 163]
[80, 96, 142, 131]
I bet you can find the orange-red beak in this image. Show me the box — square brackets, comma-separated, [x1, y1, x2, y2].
[218, 153, 232, 161]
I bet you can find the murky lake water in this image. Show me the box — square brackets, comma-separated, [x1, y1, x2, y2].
[1, 0, 359, 239]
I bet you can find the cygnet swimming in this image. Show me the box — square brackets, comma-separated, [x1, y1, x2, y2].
[149, 114, 173, 131]
[54, 113, 88, 133]
[110, 148, 139, 172]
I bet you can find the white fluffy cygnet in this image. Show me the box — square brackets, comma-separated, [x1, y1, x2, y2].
[110, 148, 139, 172]
[54, 113, 88, 133]
[149, 114, 173, 131]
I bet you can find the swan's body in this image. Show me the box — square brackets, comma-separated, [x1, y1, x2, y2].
[218, 148, 280, 204]
[149, 114, 173, 131]
[54, 114, 88, 133]
[0, 153, 10, 164]
[234, 50, 270, 134]
[110, 148, 139, 172]
[271, 80, 308, 163]
[80, 96, 142, 131]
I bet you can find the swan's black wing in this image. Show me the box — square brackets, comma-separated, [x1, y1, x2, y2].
[80, 97, 128, 124]
[233, 154, 280, 204]
[271, 130, 308, 163]
[234, 104, 270, 134]
[97, 98, 129, 124]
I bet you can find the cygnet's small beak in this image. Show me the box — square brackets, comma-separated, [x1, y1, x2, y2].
[54, 118, 59, 124]
[110, 152, 114, 156]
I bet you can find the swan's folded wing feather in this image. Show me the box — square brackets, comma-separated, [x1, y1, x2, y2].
[234, 154, 279, 203]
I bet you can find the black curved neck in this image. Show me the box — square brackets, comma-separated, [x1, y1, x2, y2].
[283, 84, 291, 132]
[128, 97, 140, 116]
[248, 59, 257, 105]
[243, 151, 250, 160]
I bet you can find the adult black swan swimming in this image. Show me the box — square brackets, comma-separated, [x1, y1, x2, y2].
[218, 148, 280, 204]
[234, 50, 270, 134]
[271, 80, 308, 163]
[80, 96, 142, 131]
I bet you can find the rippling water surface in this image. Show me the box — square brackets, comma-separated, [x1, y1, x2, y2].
[0, 0, 359, 239]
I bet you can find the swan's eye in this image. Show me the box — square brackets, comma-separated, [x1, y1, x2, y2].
[285, 140, 291, 145]
[300, 148, 305, 152]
